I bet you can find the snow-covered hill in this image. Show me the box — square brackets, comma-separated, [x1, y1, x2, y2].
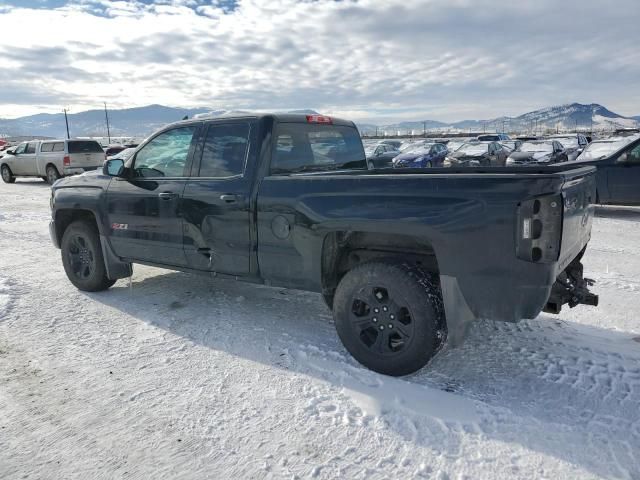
[358, 103, 639, 135]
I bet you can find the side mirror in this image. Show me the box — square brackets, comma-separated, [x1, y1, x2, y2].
[104, 158, 125, 176]
[6, 149, 15, 155]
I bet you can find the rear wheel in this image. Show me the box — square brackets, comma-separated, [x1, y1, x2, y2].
[333, 261, 445, 376]
[46, 165, 60, 184]
[61, 220, 115, 292]
[1, 164, 15, 183]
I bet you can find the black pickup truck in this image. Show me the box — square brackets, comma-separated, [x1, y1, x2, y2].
[49, 114, 598, 376]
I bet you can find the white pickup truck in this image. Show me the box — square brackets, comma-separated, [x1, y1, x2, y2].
[1, 139, 106, 184]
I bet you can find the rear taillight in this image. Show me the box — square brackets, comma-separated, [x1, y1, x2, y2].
[63, 155, 70, 166]
[306, 114, 332, 124]
[516, 194, 562, 263]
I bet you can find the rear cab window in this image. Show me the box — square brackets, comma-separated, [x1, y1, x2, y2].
[271, 121, 365, 174]
[67, 141, 104, 154]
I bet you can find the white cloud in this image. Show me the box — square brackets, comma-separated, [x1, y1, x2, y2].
[0, 0, 639, 121]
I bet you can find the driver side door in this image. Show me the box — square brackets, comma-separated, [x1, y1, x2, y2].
[106, 124, 200, 266]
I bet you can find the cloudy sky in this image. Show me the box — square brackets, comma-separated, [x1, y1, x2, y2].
[0, 0, 639, 123]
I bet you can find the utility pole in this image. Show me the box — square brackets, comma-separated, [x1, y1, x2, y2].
[104, 102, 111, 144]
[63, 108, 70, 139]
[423, 121, 426, 137]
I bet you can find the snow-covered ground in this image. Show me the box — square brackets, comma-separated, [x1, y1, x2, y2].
[1, 179, 639, 480]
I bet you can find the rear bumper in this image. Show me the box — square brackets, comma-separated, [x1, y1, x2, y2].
[49, 219, 60, 248]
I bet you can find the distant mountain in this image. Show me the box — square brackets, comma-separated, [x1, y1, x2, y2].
[358, 103, 639, 135]
[0, 105, 324, 138]
[1, 103, 637, 138]
[0, 105, 211, 138]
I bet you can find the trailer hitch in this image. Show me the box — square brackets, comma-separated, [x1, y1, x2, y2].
[543, 258, 599, 314]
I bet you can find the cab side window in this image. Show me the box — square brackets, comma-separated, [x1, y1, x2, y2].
[52, 142, 65, 152]
[199, 123, 250, 177]
[133, 126, 197, 178]
[25, 143, 37, 154]
[15, 143, 26, 154]
[40, 143, 54, 153]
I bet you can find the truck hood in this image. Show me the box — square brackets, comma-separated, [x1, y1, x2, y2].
[52, 168, 109, 190]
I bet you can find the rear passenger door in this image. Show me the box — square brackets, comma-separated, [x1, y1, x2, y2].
[181, 120, 255, 275]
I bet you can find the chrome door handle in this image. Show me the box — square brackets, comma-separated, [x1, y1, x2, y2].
[220, 194, 239, 203]
[158, 192, 178, 200]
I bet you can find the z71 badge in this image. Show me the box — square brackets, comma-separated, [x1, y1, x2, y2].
[111, 223, 128, 230]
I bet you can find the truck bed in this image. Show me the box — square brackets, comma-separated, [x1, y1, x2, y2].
[256, 165, 597, 323]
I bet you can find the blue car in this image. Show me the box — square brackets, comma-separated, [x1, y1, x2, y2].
[392, 142, 448, 168]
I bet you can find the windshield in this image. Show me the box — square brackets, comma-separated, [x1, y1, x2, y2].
[555, 138, 578, 148]
[456, 143, 488, 155]
[271, 123, 365, 174]
[578, 141, 626, 161]
[520, 142, 553, 153]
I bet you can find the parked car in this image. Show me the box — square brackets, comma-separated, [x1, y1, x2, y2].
[564, 135, 640, 204]
[1, 139, 106, 184]
[500, 140, 523, 152]
[505, 140, 568, 166]
[445, 140, 466, 152]
[104, 145, 127, 157]
[379, 139, 403, 149]
[444, 141, 510, 167]
[550, 134, 589, 161]
[107, 147, 137, 162]
[392, 142, 448, 168]
[49, 113, 598, 376]
[365, 143, 400, 169]
[477, 133, 511, 141]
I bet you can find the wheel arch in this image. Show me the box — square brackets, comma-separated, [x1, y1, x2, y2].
[54, 209, 100, 246]
[320, 230, 441, 302]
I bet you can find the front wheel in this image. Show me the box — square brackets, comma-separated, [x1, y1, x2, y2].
[1, 164, 15, 183]
[333, 261, 445, 376]
[61, 220, 116, 291]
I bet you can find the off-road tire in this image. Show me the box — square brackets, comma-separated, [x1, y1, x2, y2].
[333, 260, 445, 376]
[61, 220, 116, 292]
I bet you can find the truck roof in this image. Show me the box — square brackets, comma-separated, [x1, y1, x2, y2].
[163, 113, 357, 130]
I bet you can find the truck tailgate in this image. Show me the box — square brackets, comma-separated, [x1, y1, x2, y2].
[557, 167, 597, 272]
